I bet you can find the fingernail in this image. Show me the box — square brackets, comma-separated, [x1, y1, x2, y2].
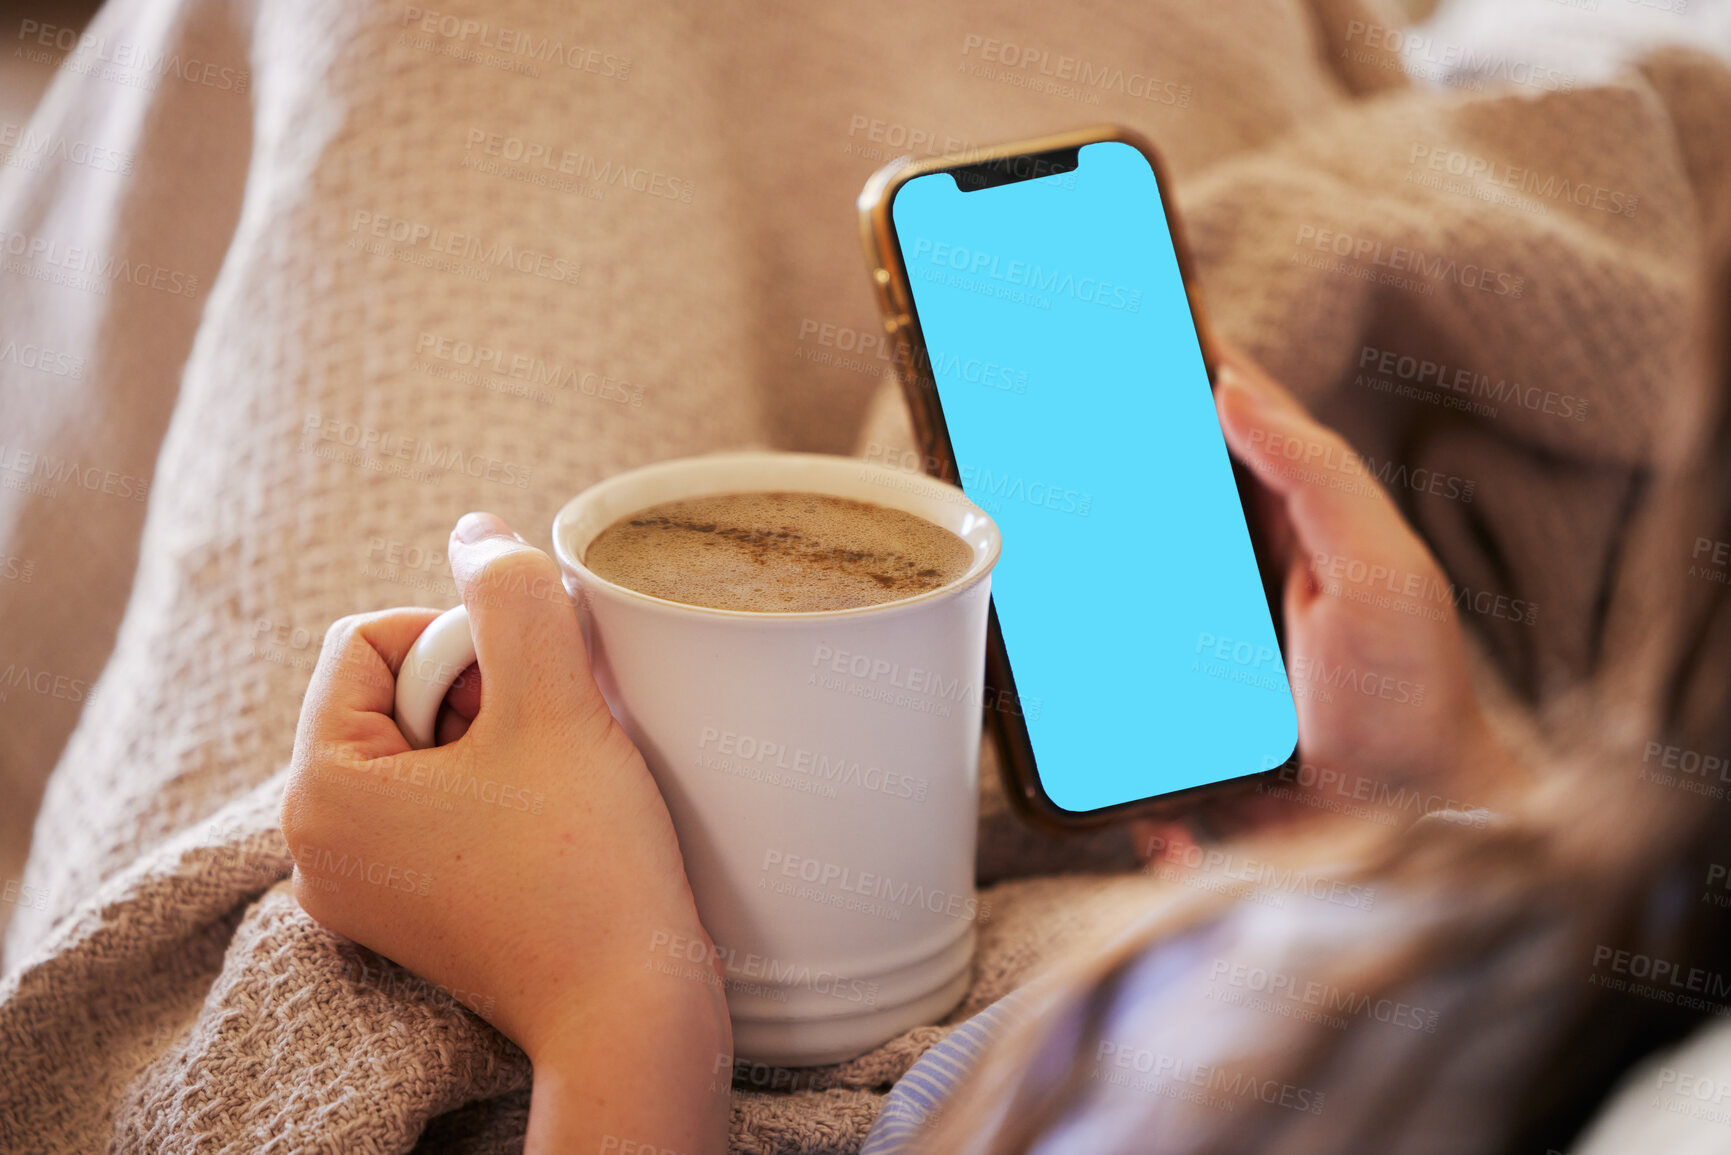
[454, 511, 520, 544]
[1216, 365, 1266, 411]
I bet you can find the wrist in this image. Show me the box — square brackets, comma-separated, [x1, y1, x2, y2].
[521, 906, 729, 1066]
[533, 957, 730, 1060]
[524, 957, 733, 1155]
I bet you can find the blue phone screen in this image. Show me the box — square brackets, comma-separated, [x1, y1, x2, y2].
[890, 140, 1297, 813]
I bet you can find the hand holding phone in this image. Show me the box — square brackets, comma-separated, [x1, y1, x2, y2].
[1209, 352, 1522, 817]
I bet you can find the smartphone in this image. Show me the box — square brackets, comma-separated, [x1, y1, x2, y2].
[857, 125, 1297, 828]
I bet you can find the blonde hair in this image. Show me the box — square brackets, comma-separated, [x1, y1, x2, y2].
[907, 285, 1731, 1153]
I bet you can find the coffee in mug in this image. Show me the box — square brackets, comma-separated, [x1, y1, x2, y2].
[583, 491, 973, 613]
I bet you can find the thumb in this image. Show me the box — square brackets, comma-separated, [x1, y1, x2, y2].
[447, 511, 607, 729]
[1214, 360, 1410, 576]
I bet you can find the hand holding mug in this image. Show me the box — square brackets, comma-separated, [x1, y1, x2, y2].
[289, 453, 1001, 1074]
[281, 511, 730, 1151]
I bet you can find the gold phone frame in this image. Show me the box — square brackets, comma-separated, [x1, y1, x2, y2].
[855, 123, 1285, 830]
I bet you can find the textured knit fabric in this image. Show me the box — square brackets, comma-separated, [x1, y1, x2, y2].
[3, 0, 1731, 1152]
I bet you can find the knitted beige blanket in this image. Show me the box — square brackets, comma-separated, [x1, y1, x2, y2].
[3, 0, 1727, 1150]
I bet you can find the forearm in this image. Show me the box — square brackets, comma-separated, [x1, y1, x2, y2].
[525, 968, 733, 1155]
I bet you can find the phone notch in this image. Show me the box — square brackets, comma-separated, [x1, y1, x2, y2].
[947, 146, 1080, 192]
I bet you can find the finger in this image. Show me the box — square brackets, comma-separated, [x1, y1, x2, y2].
[431, 665, 483, 744]
[1252, 480, 1297, 578]
[1216, 364, 1363, 502]
[435, 700, 474, 745]
[1214, 342, 1310, 420]
[1130, 818, 1191, 863]
[1285, 538, 1323, 613]
[1216, 365, 1415, 573]
[448, 664, 483, 720]
[447, 512, 607, 727]
[1228, 439, 1296, 588]
[298, 608, 444, 758]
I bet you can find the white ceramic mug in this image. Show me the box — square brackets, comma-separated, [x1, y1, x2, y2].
[394, 452, 1001, 1066]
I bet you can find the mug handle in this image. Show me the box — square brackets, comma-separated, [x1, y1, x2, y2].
[394, 604, 476, 750]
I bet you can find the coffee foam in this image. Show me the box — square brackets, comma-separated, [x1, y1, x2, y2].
[583, 491, 973, 613]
